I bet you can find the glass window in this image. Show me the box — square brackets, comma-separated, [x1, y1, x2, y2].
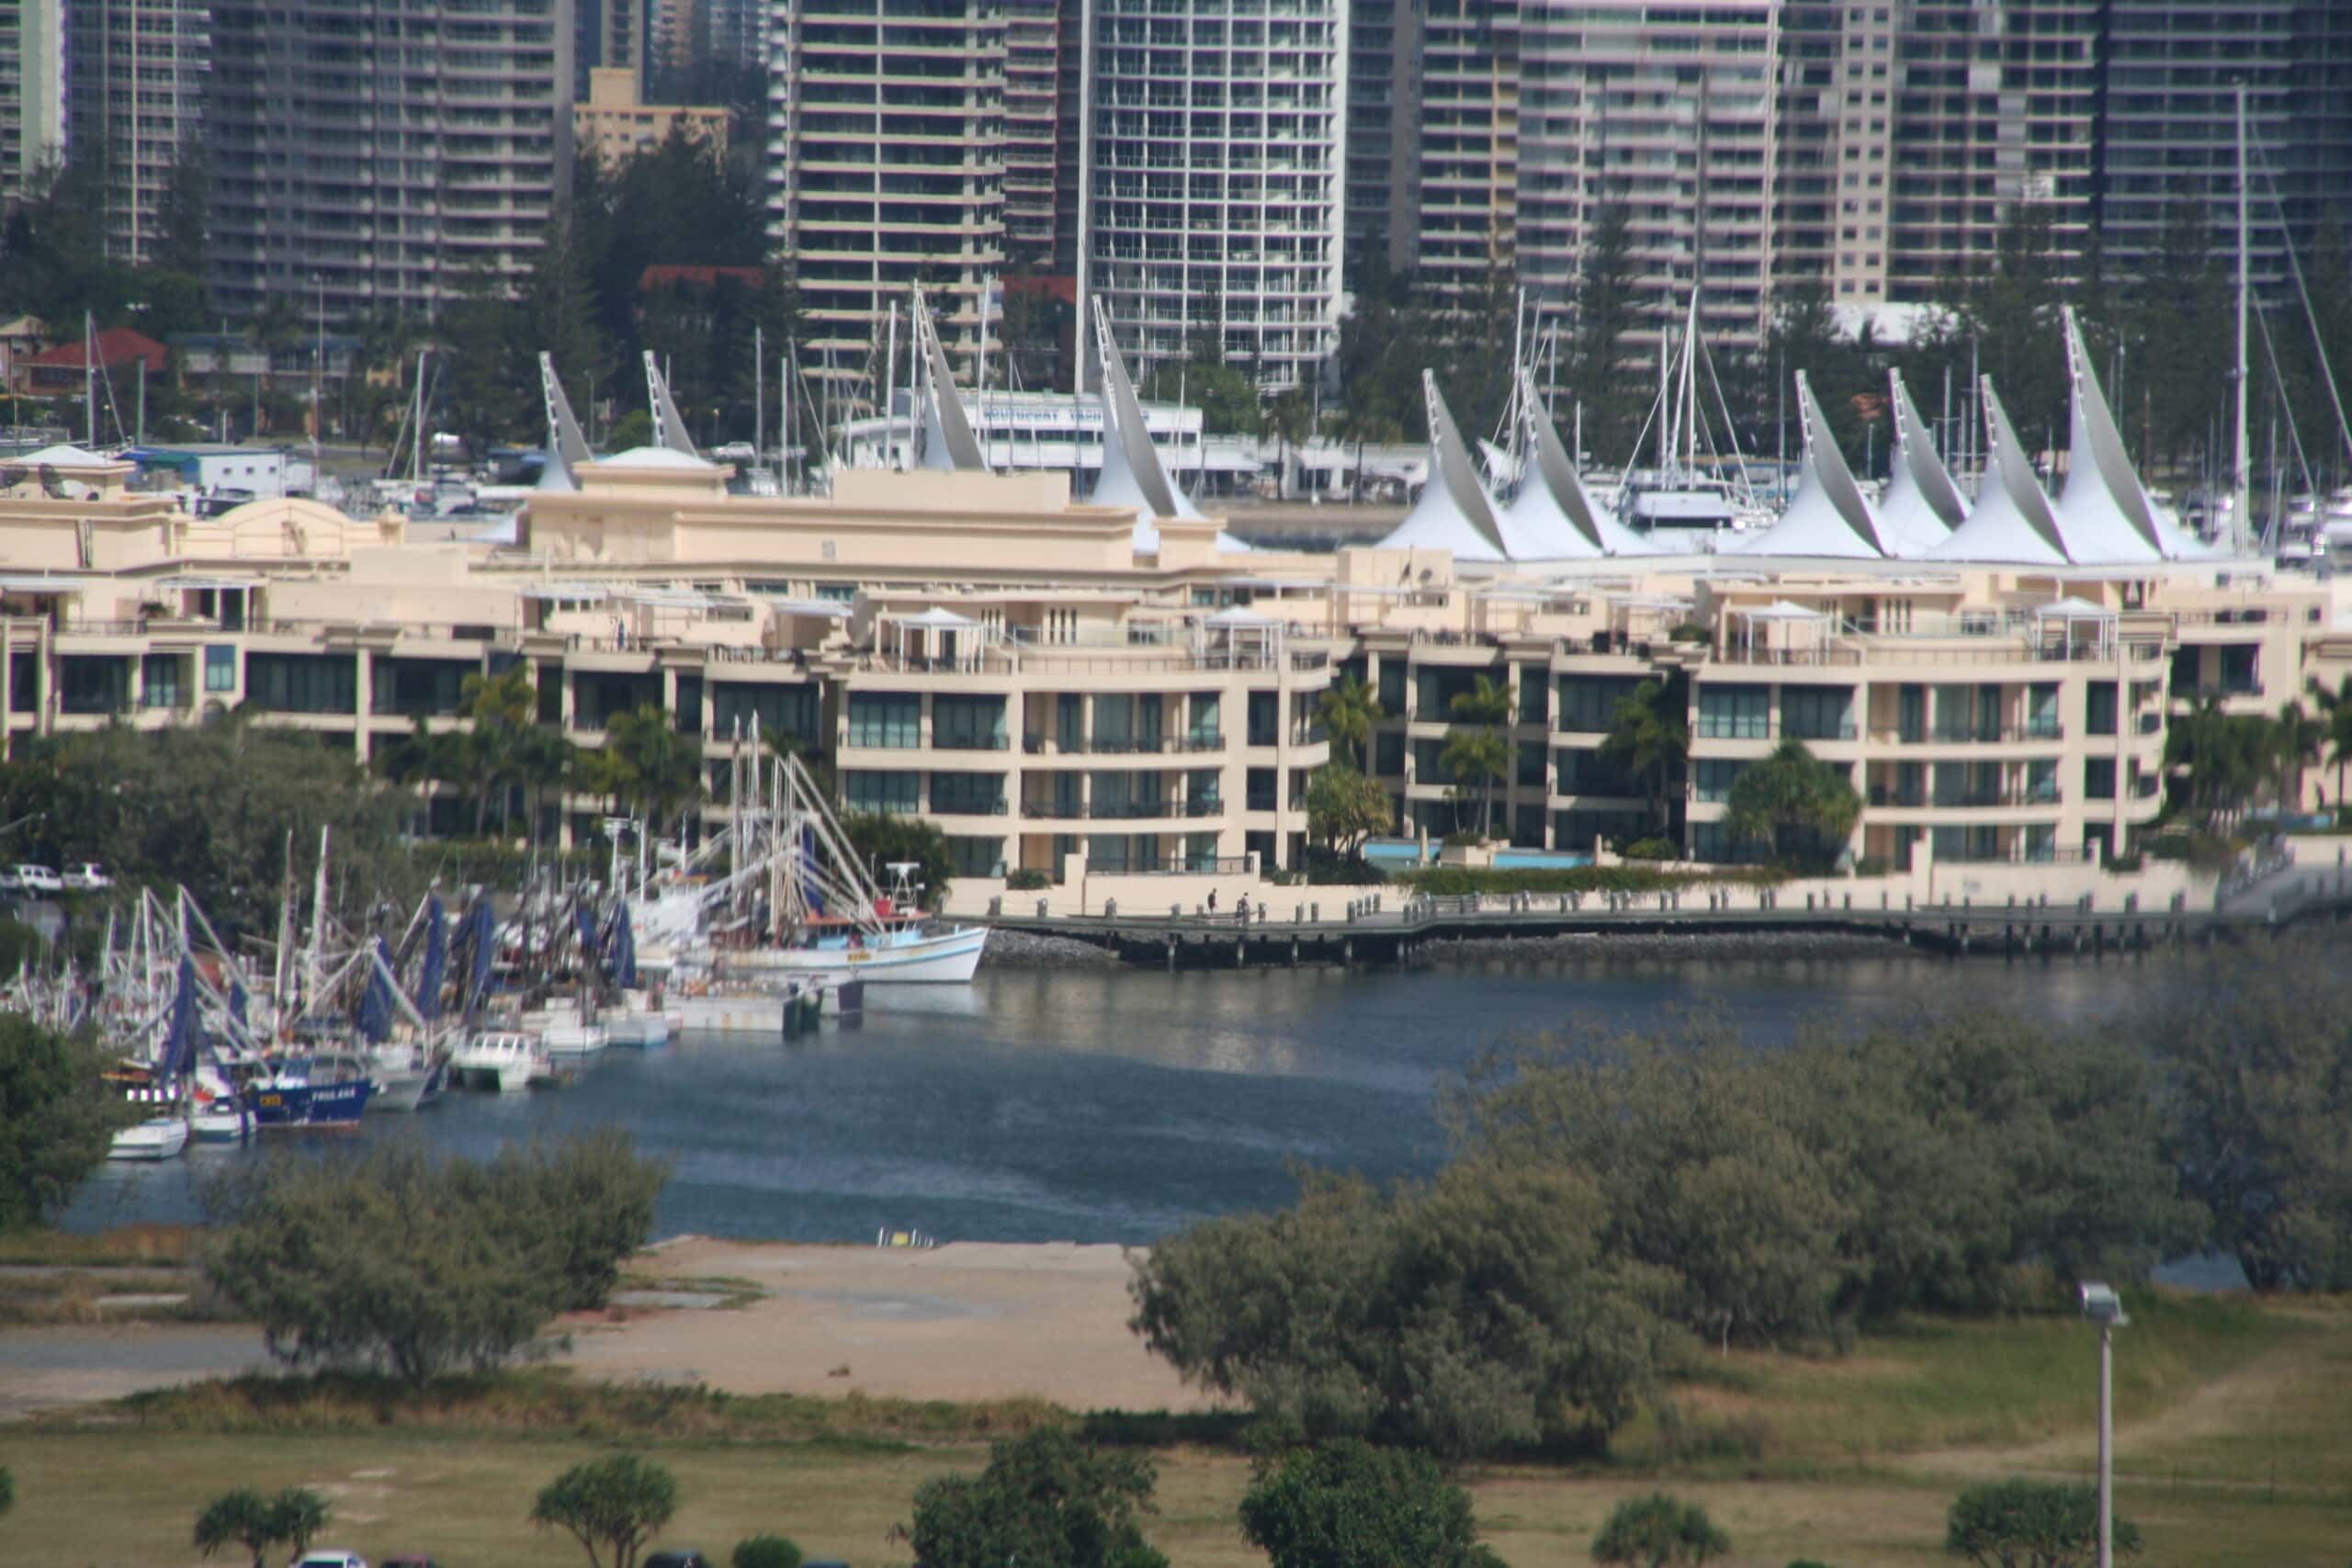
[2084, 757, 2116, 800]
[1376, 659, 1406, 712]
[842, 769, 920, 815]
[710, 682, 819, 740]
[1556, 675, 1641, 733]
[1374, 730, 1405, 776]
[1188, 693, 1222, 745]
[141, 654, 181, 710]
[2026, 683, 2061, 738]
[929, 772, 1005, 814]
[2085, 682, 2118, 737]
[1780, 686, 1854, 740]
[1517, 739, 1546, 787]
[204, 645, 237, 693]
[933, 695, 1008, 750]
[1696, 683, 1770, 739]
[244, 653, 355, 715]
[1693, 758, 1747, 803]
[847, 692, 922, 748]
[1517, 670, 1548, 724]
[946, 835, 1004, 878]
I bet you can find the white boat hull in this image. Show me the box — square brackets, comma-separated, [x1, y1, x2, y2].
[369, 1065, 444, 1112]
[541, 1023, 609, 1060]
[188, 1107, 253, 1143]
[605, 1012, 671, 1048]
[109, 1117, 190, 1161]
[673, 992, 789, 1034]
[724, 925, 987, 985]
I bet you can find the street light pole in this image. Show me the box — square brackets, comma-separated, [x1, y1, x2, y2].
[2097, 1318, 2113, 1568]
[2081, 1282, 2126, 1568]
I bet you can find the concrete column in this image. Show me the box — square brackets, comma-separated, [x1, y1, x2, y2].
[351, 648, 372, 761]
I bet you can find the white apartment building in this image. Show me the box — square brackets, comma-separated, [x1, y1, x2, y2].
[1079, 0, 1349, 394]
[0, 0, 67, 204]
[764, 0, 1008, 397]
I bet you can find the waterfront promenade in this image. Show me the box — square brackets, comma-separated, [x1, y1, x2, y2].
[987, 843, 2352, 967]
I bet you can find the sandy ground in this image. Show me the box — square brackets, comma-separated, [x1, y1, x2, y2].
[0, 1240, 1219, 1417]
[566, 1236, 1219, 1411]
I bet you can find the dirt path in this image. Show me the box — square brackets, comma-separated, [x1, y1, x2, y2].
[1894, 1334, 2319, 1486]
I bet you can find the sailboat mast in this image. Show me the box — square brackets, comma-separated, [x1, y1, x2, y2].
[884, 302, 899, 470]
[412, 349, 428, 485]
[85, 311, 96, 448]
[2233, 83, 2253, 554]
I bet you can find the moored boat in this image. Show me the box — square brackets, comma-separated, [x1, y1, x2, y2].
[108, 1115, 190, 1161]
[452, 1029, 548, 1092]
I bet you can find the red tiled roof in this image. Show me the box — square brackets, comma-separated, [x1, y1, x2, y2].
[25, 327, 168, 371]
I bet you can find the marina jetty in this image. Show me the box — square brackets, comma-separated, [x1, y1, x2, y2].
[983, 839, 2352, 967]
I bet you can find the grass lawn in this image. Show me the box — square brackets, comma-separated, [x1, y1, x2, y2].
[6, 1292, 2350, 1568]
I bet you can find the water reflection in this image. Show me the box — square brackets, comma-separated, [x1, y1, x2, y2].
[67, 956, 2153, 1246]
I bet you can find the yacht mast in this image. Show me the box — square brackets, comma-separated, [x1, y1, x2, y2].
[2233, 83, 2252, 554]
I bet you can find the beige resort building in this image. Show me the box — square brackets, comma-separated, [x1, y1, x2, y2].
[0, 437, 2346, 906]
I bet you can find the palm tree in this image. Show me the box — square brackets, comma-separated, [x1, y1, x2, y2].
[1600, 679, 1690, 840]
[2308, 674, 2352, 810]
[381, 716, 467, 831]
[2271, 699, 2326, 814]
[1725, 739, 1860, 869]
[456, 666, 538, 835]
[1317, 673, 1383, 769]
[510, 724, 576, 848]
[1442, 674, 1514, 837]
[605, 703, 702, 836]
[763, 725, 834, 801]
[1438, 727, 1510, 837]
[2165, 697, 2267, 827]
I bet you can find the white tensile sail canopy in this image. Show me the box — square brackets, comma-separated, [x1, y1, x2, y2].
[1376, 371, 1509, 563]
[644, 350, 701, 460]
[1497, 366, 1655, 558]
[1087, 300, 1249, 555]
[537, 353, 594, 493]
[1928, 377, 2071, 565]
[914, 288, 989, 473]
[1879, 368, 1968, 556]
[2054, 305, 2213, 562]
[1732, 370, 1886, 558]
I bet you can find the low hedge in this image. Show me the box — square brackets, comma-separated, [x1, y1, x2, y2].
[1396, 864, 1782, 897]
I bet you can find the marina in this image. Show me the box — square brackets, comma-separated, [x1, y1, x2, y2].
[66, 952, 2155, 1246]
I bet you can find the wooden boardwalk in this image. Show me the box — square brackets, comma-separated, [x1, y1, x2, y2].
[985, 862, 2352, 970]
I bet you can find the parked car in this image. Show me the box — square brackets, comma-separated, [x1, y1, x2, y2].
[644, 1552, 714, 1568]
[379, 1557, 443, 1568]
[60, 863, 111, 890]
[293, 1552, 369, 1568]
[7, 864, 62, 894]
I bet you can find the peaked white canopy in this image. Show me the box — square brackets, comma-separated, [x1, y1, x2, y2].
[537, 353, 594, 493]
[16, 443, 111, 468]
[1732, 371, 1886, 558]
[1376, 372, 1508, 562]
[914, 289, 989, 474]
[1202, 604, 1281, 626]
[890, 605, 983, 629]
[1879, 369, 1967, 556]
[1498, 367, 1655, 559]
[644, 350, 702, 460]
[2052, 307, 2165, 564]
[1087, 299, 1247, 554]
[1928, 377, 2071, 565]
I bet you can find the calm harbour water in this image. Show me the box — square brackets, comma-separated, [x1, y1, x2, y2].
[67, 954, 2154, 1246]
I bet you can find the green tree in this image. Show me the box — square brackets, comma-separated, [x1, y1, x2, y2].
[842, 809, 953, 912]
[193, 1489, 281, 1568]
[2308, 672, 2352, 807]
[1724, 739, 1860, 869]
[2270, 699, 2326, 812]
[2145, 935, 2352, 1290]
[1306, 765, 1394, 860]
[1442, 675, 1514, 837]
[1592, 1493, 1731, 1568]
[1946, 1479, 2139, 1568]
[269, 1488, 332, 1562]
[200, 1134, 668, 1382]
[906, 1428, 1169, 1568]
[1599, 679, 1690, 840]
[1316, 672, 1383, 768]
[731, 1536, 802, 1568]
[458, 665, 540, 835]
[2163, 698, 2270, 826]
[532, 1454, 679, 1568]
[1239, 1440, 1503, 1568]
[0, 1014, 130, 1230]
[1130, 1160, 1669, 1458]
[604, 704, 703, 836]
[1569, 201, 1645, 458]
